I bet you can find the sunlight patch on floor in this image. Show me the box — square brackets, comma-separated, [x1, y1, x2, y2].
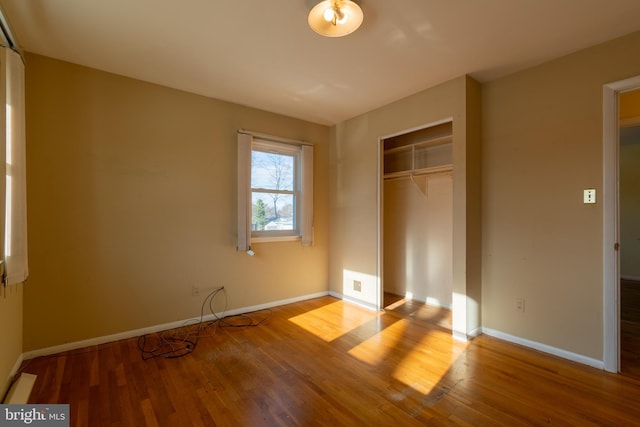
[288, 297, 467, 400]
[392, 352, 445, 395]
[288, 300, 381, 342]
[385, 298, 408, 310]
[392, 331, 467, 395]
[347, 318, 409, 365]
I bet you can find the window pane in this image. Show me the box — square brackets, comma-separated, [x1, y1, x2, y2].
[251, 150, 294, 191]
[252, 192, 295, 231]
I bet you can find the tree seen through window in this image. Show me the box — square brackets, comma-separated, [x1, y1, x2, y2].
[251, 146, 297, 232]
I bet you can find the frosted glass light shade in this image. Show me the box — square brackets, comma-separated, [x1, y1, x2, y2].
[308, 1, 363, 37]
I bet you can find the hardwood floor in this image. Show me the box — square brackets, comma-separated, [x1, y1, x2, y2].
[621, 279, 640, 378]
[17, 295, 640, 426]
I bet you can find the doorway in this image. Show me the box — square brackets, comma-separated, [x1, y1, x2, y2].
[603, 76, 640, 373]
[619, 89, 640, 376]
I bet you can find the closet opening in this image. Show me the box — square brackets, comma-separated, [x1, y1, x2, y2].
[380, 120, 453, 329]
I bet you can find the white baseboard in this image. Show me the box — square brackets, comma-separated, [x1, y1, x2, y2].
[452, 327, 482, 342]
[23, 291, 330, 360]
[21, 291, 605, 372]
[425, 297, 452, 310]
[481, 327, 604, 370]
[452, 331, 469, 342]
[329, 291, 379, 311]
[468, 327, 482, 339]
[9, 353, 23, 382]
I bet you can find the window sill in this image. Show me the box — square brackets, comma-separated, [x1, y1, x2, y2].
[251, 235, 301, 244]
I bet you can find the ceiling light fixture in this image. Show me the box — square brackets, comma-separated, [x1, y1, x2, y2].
[308, 0, 363, 37]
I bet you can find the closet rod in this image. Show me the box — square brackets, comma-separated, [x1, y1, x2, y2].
[383, 168, 452, 182]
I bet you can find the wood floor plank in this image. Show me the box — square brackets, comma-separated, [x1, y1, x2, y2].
[18, 296, 640, 426]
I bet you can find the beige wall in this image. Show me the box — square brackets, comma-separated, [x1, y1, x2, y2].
[482, 31, 640, 359]
[330, 79, 462, 305]
[383, 174, 453, 306]
[24, 53, 330, 351]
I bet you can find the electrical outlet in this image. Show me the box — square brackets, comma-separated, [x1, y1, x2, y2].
[353, 280, 362, 292]
[192, 286, 200, 297]
[515, 298, 525, 313]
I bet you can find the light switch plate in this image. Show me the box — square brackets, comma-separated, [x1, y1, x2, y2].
[584, 189, 596, 204]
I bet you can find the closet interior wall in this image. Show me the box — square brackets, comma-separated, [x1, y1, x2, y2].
[382, 121, 453, 307]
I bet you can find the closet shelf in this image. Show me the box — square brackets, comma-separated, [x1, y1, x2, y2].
[383, 135, 452, 155]
[383, 139, 452, 176]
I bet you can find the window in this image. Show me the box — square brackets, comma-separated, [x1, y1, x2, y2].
[251, 140, 300, 238]
[237, 131, 313, 251]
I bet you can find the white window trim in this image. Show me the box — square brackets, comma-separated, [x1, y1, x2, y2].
[237, 130, 313, 252]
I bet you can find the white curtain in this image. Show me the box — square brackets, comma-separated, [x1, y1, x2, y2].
[237, 132, 252, 251]
[301, 144, 314, 246]
[4, 47, 28, 285]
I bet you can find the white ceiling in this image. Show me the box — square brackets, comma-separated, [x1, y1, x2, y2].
[2, 0, 640, 125]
